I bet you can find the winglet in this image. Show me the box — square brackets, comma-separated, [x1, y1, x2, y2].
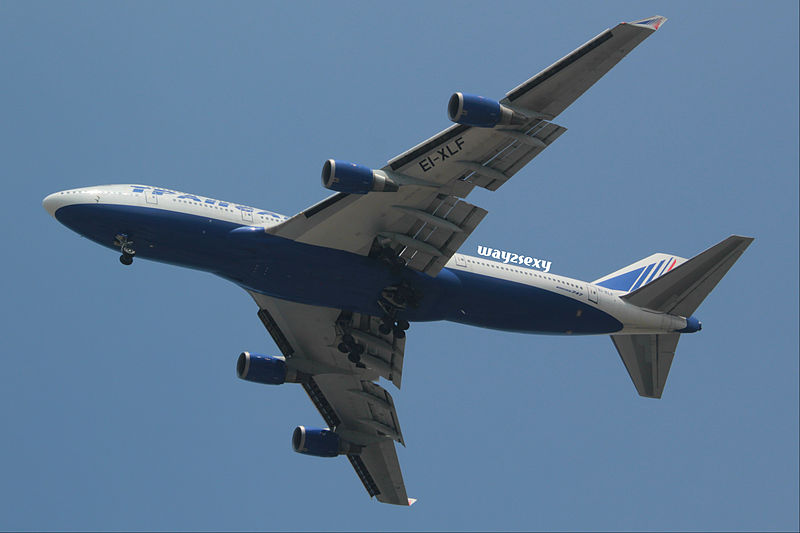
[408, 498, 417, 506]
[626, 15, 667, 31]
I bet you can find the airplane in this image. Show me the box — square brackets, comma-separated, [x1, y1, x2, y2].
[43, 15, 753, 506]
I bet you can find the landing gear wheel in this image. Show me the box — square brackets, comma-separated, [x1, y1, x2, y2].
[115, 234, 136, 266]
[347, 343, 364, 363]
[342, 334, 355, 346]
[393, 327, 406, 339]
[337, 342, 349, 353]
[396, 319, 410, 331]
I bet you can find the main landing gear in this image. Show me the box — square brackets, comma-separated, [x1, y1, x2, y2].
[337, 333, 365, 365]
[335, 303, 412, 369]
[370, 245, 415, 338]
[115, 234, 136, 266]
[378, 315, 410, 339]
[335, 244, 418, 366]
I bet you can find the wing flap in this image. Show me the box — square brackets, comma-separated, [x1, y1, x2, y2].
[390, 195, 488, 276]
[487, 122, 567, 190]
[313, 375, 405, 445]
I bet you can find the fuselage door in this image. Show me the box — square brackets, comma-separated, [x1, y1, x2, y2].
[241, 208, 254, 223]
[588, 285, 599, 304]
[145, 189, 158, 205]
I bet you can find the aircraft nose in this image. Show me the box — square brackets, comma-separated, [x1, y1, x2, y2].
[43, 192, 59, 217]
[42, 191, 69, 218]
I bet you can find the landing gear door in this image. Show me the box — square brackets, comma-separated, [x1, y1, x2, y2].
[587, 285, 599, 304]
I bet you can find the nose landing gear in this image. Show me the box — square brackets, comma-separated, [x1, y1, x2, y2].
[115, 234, 136, 266]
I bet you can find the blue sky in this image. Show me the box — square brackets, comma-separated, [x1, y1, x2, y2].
[1, 2, 798, 531]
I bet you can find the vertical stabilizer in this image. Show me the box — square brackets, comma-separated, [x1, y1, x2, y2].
[593, 253, 687, 293]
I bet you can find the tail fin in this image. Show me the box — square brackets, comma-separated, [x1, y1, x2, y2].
[593, 253, 687, 293]
[610, 235, 753, 398]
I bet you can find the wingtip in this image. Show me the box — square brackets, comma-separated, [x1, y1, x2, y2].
[408, 498, 417, 506]
[626, 15, 667, 30]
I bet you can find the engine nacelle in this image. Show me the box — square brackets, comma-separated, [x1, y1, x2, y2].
[292, 426, 345, 457]
[447, 92, 527, 128]
[321, 160, 399, 194]
[236, 352, 293, 385]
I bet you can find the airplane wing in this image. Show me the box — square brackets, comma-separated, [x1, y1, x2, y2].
[247, 291, 414, 506]
[269, 16, 666, 277]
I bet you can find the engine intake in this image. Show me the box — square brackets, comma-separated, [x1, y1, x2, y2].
[447, 92, 527, 128]
[321, 160, 399, 194]
[236, 352, 295, 385]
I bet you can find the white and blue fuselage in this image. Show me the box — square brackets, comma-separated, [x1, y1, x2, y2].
[42, 184, 695, 336]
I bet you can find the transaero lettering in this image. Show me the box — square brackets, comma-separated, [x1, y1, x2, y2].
[476, 245, 552, 272]
[128, 185, 287, 219]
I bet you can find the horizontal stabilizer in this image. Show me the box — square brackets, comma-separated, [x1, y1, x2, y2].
[611, 333, 680, 398]
[622, 235, 754, 316]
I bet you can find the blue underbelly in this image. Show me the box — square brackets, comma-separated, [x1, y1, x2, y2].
[443, 270, 622, 334]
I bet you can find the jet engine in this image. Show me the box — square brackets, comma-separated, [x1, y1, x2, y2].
[447, 92, 527, 128]
[236, 352, 296, 385]
[321, 159, 399, 194]
[292, 426, 346, 457]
